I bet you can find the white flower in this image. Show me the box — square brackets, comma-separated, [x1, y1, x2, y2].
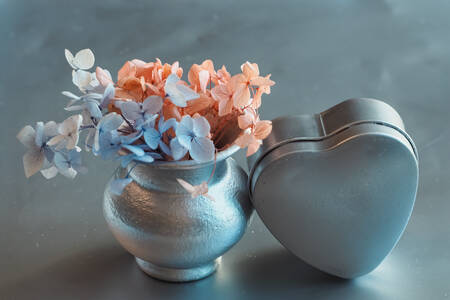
[47, 115, 83, 150]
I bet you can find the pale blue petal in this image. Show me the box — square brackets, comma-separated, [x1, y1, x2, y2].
[165, 73, 179, 85]
[143, 128, 161, 150]
[190, 137, 215, 162]
[35, 122, 44, 147]
[54, 152, 70, 171]
[120, 131, 143, 144]
[109, 178, 133, 196]
[176, 84, 200, 102]
[178, 134, 193, 149]
[100, 83, 115, 109]
[170, 138, 188, 160]
[176, 116, 193, 136]
[192, 116, 211, 137]
[120, 154, 135, 168]
[134, 155, 155, 164]
[160, 118, 177, 133]
[120, 101, 142, 121]
[121, 144, 145, 156]
[99, 113, 123, 132]
[159, 141, 171, 156]
[86, 101, 102, 119]
[43, 147, 55, 162]
[143, 96, 163, 115]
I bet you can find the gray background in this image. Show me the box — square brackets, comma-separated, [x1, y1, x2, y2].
[1, 0, 449, 299]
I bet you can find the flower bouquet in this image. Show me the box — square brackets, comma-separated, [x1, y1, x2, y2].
[17, 49, 274, 196]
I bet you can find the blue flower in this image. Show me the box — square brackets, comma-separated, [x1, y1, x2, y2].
[17, 121, 59, 178]
[116, 95, 162, 129]
[109, 178, 133, 196]
[143, 117, 177, 155]
[170, 115, 215, 162]
[62, 83, 115, 120]
[93, 113, 124, 159]
[118, 144, 162, 167]
[54, 148, 87, 179]
[164, 74, 199, 107]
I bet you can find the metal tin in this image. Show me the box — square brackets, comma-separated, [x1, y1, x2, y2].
[248, 98, 419, 279]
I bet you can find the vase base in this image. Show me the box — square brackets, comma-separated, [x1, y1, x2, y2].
[135, 257, 220, 282]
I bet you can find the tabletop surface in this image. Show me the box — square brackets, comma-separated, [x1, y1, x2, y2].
[1, 0, 450, 299]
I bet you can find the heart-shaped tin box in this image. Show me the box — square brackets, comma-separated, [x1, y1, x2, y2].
[248, 98, 418, 279]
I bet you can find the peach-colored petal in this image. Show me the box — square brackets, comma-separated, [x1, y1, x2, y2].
[212, 65, 231, 85]
[241, 62, 259, 79]
[238, 113, 253, 129]
[234, 132, 253, 148]
[95, 67, 114, 87]
[247, 138, 262, 156]
[184, 95, 213, 115]
[233, 84, 251, 108]
[117, 61, 136, 85]
[254, 120, 272, 140]
[199, 70, 210, 93]
[250, 75, 275, 87]
[211, 84, 230, 102]
[163, 101, 182, 121]
[218, 97, 234, 117]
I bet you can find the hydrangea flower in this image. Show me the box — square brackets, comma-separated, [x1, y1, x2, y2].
[235, 108, 272, 156]
[54, 148, 87, 179]
[116, 95, 162, 129]
[164, 74, 199, 107]
[170, 115, 214, 162]
[176, 178, 213, 200]
[17, 121, 58, 178]
[18, 49, 276, 197]
[93, 113, 124, 158]
[62, 83, 115, 119]
[119, 144, 162, 167]
[47, 115, 83, 150]
[143, 117, 177, 155]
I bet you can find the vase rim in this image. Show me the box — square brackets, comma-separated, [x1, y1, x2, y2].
[130, 145, 241, 170]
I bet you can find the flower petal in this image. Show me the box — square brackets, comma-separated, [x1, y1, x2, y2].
[143, 128, 161, 150]
[143, 95, 163, 115]
[190, 137, 214, 162]
[23, 149, 45, 178]
[120, 101, 142, 121]
[199, 70, 209, 93]
[232, 83, 251, 108]
[121, 144, 145, 156]
[254, 120, 272, 140]
[96, 67, 114, 87]
[178, 135, 193, 149]
[17, 125, 36, 148]
[192, 116, 210, 137]
[40, 165, 58, 179]
[109, 178, 133, 196]
[176, 115, 194, 136]
[72, 49, 95, 70]
[170, 138, 188, 160]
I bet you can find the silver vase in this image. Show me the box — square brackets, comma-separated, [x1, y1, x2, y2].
[103, 146, 253, 282]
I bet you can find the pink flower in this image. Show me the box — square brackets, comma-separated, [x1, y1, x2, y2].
[229, 62, 275, 109]
[235, 108, 272, 156]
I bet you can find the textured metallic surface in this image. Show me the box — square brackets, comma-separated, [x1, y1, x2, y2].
[3, 1, 450, 299]
[249, 99, 419, 278]
[103, 146, 253, 282]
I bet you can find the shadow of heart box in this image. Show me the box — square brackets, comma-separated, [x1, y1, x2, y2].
[247, 98, 418, 279]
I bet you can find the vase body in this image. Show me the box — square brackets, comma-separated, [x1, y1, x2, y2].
[103, 147, 253, 282]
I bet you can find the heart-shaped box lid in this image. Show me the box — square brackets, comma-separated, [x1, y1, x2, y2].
[248, 98, 418, 279]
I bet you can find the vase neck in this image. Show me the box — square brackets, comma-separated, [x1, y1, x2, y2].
[124, 159, 228, 193]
